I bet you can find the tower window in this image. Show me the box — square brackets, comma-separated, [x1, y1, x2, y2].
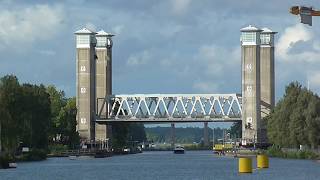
[96, 36, 106, 47]
[80, 87, 86, 93]
[80, 66, 86, 72]
[247, 117, 253, 123]
[261, 34, 271, 44]
[246, 63, 252, 72]
[80, 118, 87, 124]
[246, 85, 252, 95]
[77, 35, 90, 45]
[241, 32, 256, 43]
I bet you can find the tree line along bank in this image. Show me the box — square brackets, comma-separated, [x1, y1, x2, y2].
[0, 75, 146, 164]
[1, 75, 319, 163]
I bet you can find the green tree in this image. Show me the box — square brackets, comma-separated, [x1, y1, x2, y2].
[21, 84, 51, 149]
[56, 97, 79, 148]
[267, 81, 320, 149]
[0, 75, 23, 154]
[127, 123, 146, 142]
[229, 122, 242, 139]
[111, 122, 128, 149]
[304, 92, 320, 148]
[46, 85, 66, 143]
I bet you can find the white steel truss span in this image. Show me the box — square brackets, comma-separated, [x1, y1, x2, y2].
[96, 94, 242, 122]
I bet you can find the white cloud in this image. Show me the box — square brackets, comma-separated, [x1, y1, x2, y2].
[308, 71, 320, 91]
[0, 4, 65, 50]
[159, 24, 184, 37]
[196, 44, 240, 76]
[127, 50, 152, 66]
[171, 0, 192, 15]
[193, 81, 218, 93]
[276, 23, 313, 60]
[112, 25, 124, 35]
[85, 22, 96, 32]
[273, 23, 320, 96]
[160, 58, 172, 66]
[38, 49, 56, 56]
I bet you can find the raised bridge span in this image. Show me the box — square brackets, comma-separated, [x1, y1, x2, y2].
[96, 94, 242, 123]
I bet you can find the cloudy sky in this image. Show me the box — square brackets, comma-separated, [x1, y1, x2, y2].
[1, 0, 320, 102]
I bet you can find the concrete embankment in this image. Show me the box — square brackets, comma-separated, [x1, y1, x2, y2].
[48, 149, 113, 158]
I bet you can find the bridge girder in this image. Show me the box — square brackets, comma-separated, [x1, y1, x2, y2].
[96, 94, 242, 123]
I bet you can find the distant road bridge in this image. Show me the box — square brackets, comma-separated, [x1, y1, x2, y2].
[96, 94, 242, 123]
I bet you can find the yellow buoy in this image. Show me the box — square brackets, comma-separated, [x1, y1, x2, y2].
[238, 157, 252, 173]
[257, 154, 269, 168]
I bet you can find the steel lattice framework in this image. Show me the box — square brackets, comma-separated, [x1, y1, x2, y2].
[96, 94, 242, 122]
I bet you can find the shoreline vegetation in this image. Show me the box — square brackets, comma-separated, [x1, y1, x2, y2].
[1, 76, 320, 168]
[264, 146, 320, 160]
[144, 145, 212, 151]
[224, 146, 320, 160]
[265, 82, 320, 155]
[0, 149, 47, 166]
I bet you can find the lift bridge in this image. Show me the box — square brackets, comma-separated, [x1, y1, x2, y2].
[96, 94, 242, 123]
[76, 25, 276, 144]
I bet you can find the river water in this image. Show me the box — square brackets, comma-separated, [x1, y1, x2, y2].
[1, 151, 319, 180]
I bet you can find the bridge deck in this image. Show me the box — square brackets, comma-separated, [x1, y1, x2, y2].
[96, 94, 242, 123]
[95, 119, 241, 123]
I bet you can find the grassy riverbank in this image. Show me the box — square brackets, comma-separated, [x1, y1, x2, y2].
[16, 149, 47, 162]
[0, 154, 13, 169]
[265, 146, 319, 160]
[224, 146, 320, 160]
[0, 149, 47, 168]
[144, 143, 211, 151]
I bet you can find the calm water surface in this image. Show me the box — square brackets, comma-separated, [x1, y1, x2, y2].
[0, 151, 319, 180]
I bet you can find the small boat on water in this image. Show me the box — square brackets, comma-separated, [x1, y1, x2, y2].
[69, 156, 77, 160]
[122, 147, 131, 154]
[8, 163, 17, 168]
[173, 145, 185, 154]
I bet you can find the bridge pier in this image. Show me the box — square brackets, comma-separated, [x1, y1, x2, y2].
[171, 123, 175, 148]
[203, 122, 209, 146]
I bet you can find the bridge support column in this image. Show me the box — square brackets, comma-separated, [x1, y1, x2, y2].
[240, 25, 276, 145]
[75, 28, 97, 142]
[171, 123, 175, 148]
[75, 28, 115, 145]
[260, 28, 277, 144]
[203, 122, 209, 146]
[94, 31, 114, 143]
[240, 25, 262, 145]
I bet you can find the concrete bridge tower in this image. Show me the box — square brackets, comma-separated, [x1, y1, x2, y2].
[75, 28, 97, 141]
[95, 30, 114, 141]
[240, 25, 262, 145]
[260, 28, 277, 143]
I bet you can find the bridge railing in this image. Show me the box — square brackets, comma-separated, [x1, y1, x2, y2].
[96, 94, 242, 122]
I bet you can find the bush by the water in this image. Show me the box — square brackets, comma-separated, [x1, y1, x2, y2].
[184, 144, 211, 150]
[48, 144, 69, 154]
[19, 149, 47, 161]
[0, 154, 14, 169]
[266, 146, 319, 159]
